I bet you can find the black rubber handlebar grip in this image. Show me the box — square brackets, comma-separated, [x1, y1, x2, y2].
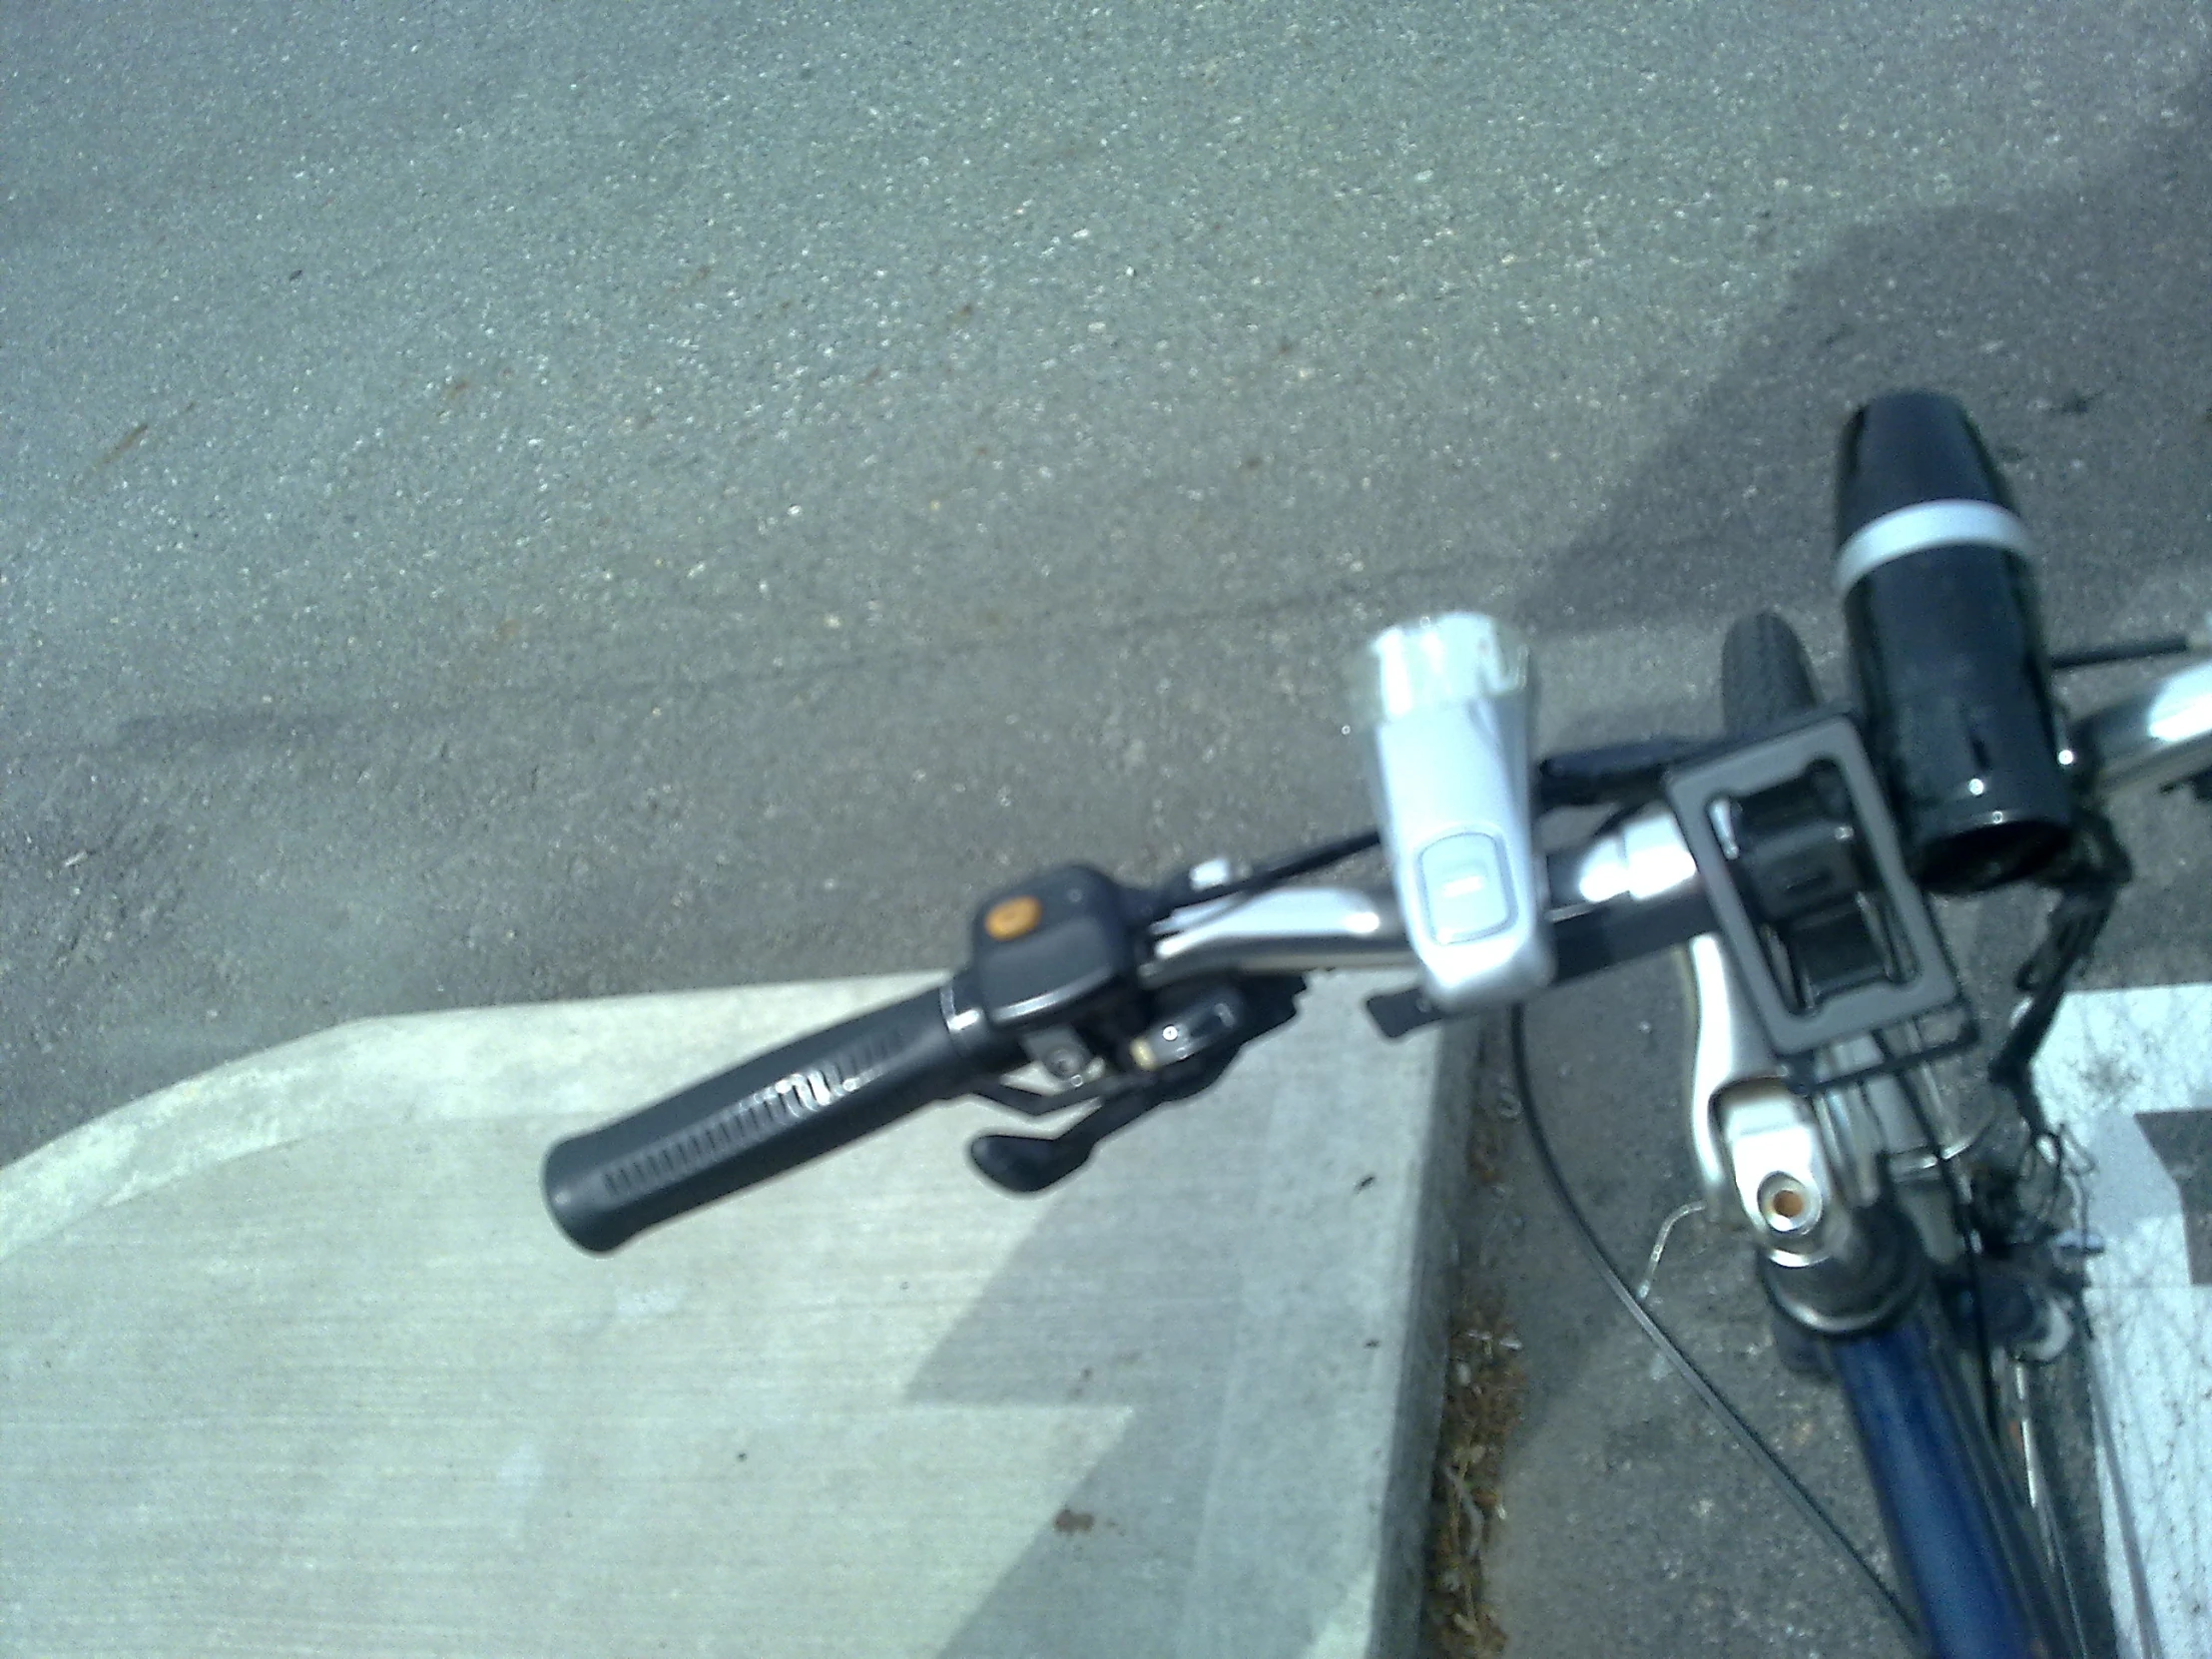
[543, 976, 1018, 1253]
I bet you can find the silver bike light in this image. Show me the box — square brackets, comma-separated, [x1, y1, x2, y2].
[1352, 612, 1554, 1012]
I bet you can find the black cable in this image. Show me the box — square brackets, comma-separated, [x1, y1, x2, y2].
[2049, 635, 2191, 672]
[1244, 826, 1382, 890]
[1508, 1005, 1926, 1653]
[1875, 1042, 2004, 1445]
[2036, 1133, 2104, 1659]
[2020, 1126, 2081, 1246]
[1155, 828, 1381, 915]
[1987, 819, 2130, 1142]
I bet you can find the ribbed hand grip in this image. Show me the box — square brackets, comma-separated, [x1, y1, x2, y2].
[543, 980, 1014, 1252]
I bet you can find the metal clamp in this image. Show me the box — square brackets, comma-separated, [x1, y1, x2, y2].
[1714, 1081, 1849, 1265]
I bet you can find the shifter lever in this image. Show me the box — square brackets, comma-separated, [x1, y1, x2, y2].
[964, 981, 1299, 1193]
[969, 1091, 1169, 1194]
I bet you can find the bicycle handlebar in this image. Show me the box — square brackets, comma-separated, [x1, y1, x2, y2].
[2071, 654, 2212, 796]
[542, 660, 2211, 1251]
[543, 616, 2212, 1254]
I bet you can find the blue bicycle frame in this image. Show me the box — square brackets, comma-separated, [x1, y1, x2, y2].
[1831, 1301, 2076, 1659]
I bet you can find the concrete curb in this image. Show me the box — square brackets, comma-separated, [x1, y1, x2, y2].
[2, 969, 1462, 1658]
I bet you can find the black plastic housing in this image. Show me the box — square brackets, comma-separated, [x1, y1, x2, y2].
[1836, 393, 2075, 893]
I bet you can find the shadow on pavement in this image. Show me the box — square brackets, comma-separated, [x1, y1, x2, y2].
[907, 68, 2212, 1659]
[1477, 66, 2212, 1659]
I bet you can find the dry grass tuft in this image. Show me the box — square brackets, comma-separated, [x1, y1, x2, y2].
[1422, 1294, 1527, 1658]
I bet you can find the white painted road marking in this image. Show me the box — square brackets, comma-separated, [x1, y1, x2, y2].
[2038, 984, 2212, 1659]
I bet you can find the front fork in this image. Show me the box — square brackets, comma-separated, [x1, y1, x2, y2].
[1680, 937, 2080, 1659]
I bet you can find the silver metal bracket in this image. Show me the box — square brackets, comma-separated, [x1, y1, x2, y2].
[1684, 932, 1880, 1270]
[1713, 1081, 1848, 1264]
[1684, 933, 1783, 1223]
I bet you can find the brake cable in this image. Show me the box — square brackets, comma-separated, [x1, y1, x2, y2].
[1875, 1036, 2006, 1448]
[1148, 827, 1382, 916]
[1508, 1004, 1927, 1654]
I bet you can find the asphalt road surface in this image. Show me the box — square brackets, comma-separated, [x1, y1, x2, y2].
[6, 4, 2211, 1656]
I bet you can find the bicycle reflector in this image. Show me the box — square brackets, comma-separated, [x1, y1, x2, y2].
[1352, 612, 1554, 1012]
[1834, 391, 2077, 893]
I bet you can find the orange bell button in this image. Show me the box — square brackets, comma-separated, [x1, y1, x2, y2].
[984, 893, 1044, 940]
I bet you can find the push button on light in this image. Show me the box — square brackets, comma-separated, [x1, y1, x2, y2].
[1417, 831, 1515, 943]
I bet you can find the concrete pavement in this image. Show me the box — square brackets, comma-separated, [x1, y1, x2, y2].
[2038, 983, 2212, 1659]
[1, 968, 1463, 1659]
[7, 6, 2210, 1656]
